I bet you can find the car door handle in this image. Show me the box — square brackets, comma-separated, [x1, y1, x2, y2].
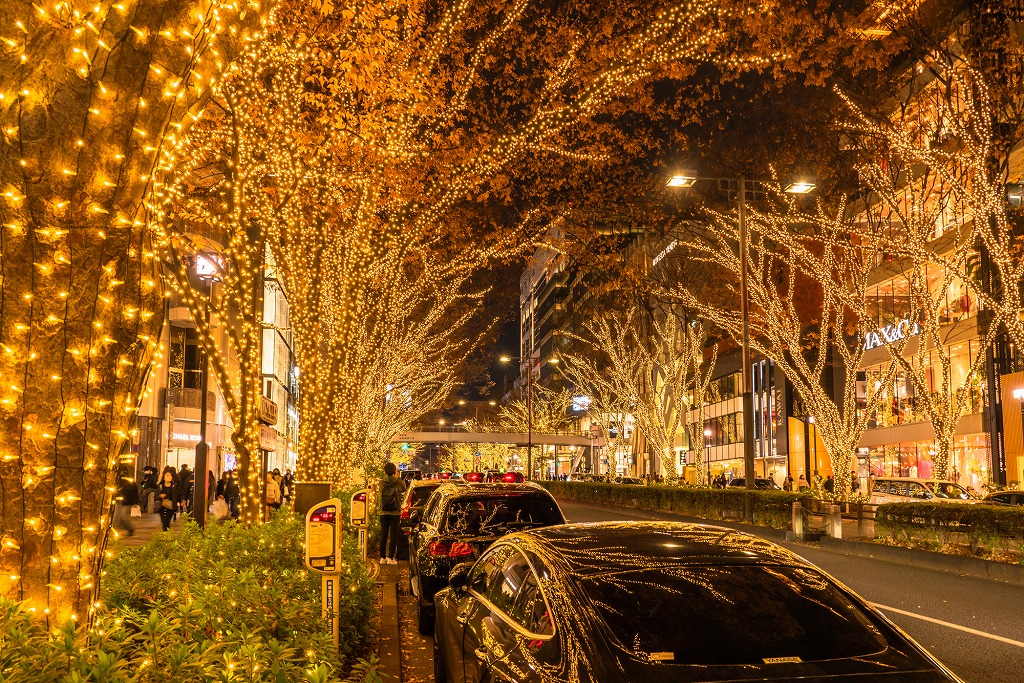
[474, 646, 489, 662]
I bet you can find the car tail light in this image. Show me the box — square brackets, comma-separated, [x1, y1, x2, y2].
[428, 541, 475, 558]
[400, 501, 412, 519]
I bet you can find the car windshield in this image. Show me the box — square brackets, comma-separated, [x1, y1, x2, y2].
[443, 495, 563, 534]
[581, 565, 886, 666]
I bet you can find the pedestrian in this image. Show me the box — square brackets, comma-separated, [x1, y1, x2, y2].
[824, 475, 835, 494]
[265, 471, 282, 517]
[282, 468, 294, 505]
[378, 462, 407, 565]
[156, 469, 180, 531]
[179, 464, 194, 514]
[783, 475, 794, 492]
[140, 466, 158, 512]
[851, 470, 860, 494]
[797, 474, 809, 491]
[112, 472, 139, 537]
[224, 470, 241, 519]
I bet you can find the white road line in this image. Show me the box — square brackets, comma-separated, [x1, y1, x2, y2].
[874, 603, 1024, 648]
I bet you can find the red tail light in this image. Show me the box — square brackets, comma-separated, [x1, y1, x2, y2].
[400, 501, 412, 519]
[428, 541, 475, 558]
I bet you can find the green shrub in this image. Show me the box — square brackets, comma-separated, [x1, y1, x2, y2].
[539, 481, 808, 529]
[0, 511, 375, 682]
[876, 502, 1024, 561]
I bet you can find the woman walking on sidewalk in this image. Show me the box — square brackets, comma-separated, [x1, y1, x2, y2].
[157, 470, 180, 531]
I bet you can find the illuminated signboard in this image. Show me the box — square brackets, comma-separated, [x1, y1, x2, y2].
[863, 318, 920, 351]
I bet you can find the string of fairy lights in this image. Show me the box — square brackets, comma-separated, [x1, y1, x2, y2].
[0, 0, 265, 623]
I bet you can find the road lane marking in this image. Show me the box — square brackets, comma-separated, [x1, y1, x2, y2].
[874, 603, 1024, 648]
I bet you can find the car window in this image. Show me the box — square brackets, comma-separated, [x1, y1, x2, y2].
[410, 484, 439, 506]
[443, 494, 563, 535]
[469, 545, 515, 596]
[486, 551, 531, 616]
[510, 561, 554, 636]
[582, 565, 886, 666]
[423, 494, 443, 526]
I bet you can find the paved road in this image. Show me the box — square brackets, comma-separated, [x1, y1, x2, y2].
[559, 499, 1024, 683]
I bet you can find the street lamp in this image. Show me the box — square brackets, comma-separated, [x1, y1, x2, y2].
[668, 170, 816, 492]
[499, 353, 559, 480]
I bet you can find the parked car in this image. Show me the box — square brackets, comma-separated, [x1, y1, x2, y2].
[869, 477, 977, 505]
[614, 476, 645, 485]
[397, 479, 464, 560]
[408, 483, 564, 634]
[399, 469, 422, 483]
[433, 522, 962, 683]
[727, 477, 782, 491]
[982, 490, 1024, 506]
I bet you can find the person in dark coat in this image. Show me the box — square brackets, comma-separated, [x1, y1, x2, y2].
[113, 474, 139, 536]
[223, 470, 241, 519]
[156, 469, 181, 531]
[378, 462, 407, 565]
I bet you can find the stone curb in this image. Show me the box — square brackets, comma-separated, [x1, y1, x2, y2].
[377, 573, 402, 681]
[816, 536, 1024, 586]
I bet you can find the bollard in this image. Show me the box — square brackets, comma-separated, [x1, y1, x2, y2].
[792, 501, 803, 539]
[831, 504, 843, 539]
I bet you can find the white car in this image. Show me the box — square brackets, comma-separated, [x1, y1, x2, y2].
[869, 477, 977, 505]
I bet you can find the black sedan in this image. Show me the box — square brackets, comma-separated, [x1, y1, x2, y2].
[408, 483, 564, 635]
[434, 522, 962, 683]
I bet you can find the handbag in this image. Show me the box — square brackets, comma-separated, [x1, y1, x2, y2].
[130, 504, 142, 518]
[160, 498, 174, 510]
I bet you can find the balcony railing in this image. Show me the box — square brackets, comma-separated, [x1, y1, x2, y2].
[164, 387, 216, 412]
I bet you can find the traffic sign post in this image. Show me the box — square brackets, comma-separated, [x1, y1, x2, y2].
[350, 489, 370, 562]
[305, 498, 342, 647]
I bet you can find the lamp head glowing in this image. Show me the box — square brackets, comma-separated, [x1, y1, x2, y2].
[666, 174, 698, 188]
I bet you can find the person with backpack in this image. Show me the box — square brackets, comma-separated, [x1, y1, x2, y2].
[378, 462, 407, 565]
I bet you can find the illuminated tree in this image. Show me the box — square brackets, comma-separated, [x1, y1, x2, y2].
[668, 193, 900, 498]
[0, 0, 262, 622]
[842, 67, 1000, 480]
[270, 0, 754, 485]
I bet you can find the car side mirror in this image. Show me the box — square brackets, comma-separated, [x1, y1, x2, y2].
[448, 562, 474, 595]
[409, 510, 423, 526]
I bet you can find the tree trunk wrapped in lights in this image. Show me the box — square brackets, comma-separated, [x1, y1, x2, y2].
[0, 0, 260, 622]
[668, 193, 900, 499]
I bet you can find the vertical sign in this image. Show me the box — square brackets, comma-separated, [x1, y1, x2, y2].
[305, 498, 342, 647]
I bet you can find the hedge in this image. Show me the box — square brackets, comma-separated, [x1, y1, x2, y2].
[875, 502, 1024, 561]
[538, 481, 809, 530]
[0, 510, 376, 682]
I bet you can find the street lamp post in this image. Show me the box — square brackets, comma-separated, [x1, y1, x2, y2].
[667, 172, 815, 493]
[704, 427, 713, 486]
[500, 354, 559, 480]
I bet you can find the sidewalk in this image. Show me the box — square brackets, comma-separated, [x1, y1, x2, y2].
[110, 510, 184, 549]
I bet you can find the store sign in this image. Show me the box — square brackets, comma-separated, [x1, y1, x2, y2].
[652, 239, 678, 266]
[259, 396, 278, 426]
[863, 318, 920, 351]
[260, 424, 278, 451]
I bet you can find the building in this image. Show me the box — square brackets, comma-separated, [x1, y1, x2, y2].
[132, 245, 300, 482]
